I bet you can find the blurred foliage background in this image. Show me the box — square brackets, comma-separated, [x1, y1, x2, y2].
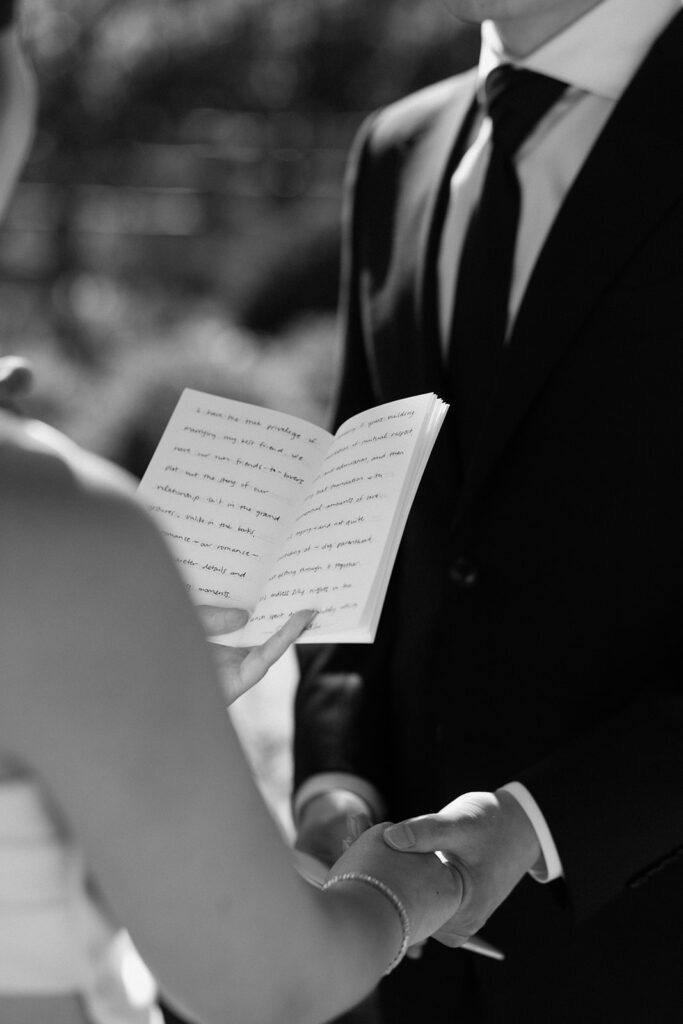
[2, 0, 477, 472]
[1, 0, 478, 832]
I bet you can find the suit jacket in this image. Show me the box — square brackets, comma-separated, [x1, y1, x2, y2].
[295, 12, 683, 1022]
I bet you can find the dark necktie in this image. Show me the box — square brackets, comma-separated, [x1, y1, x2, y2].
[449, 65, 567, 467]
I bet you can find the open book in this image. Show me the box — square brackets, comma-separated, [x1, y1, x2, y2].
[138, 389, 447, 645]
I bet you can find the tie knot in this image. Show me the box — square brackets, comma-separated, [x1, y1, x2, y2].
[484, 65, 567, 156]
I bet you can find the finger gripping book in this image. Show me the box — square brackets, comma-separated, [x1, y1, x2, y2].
[138, 389, 447, 645]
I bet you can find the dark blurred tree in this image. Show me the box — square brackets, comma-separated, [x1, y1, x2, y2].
[17, 0, 477, 352]
[20, 1, 260, 361]
[22, 0, 124, 362]
[25, 0, 477, 161]
[96, 0, 478, 134]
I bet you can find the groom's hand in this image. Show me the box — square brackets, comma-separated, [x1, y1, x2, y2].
[383, 790, 542, 947]
[295, 789, 374, 868]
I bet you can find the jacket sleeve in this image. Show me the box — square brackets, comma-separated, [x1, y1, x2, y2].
[517, 673, 683, 922]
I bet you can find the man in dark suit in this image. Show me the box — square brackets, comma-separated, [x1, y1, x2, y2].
[294, 0, 683, 1020]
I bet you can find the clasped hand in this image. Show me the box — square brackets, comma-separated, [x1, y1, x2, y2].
[327, 823, 464, 952]
[383, 790, 542, 948]
[296, 789, 540, 958]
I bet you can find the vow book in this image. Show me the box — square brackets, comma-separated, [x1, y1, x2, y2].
[138, 389, 447, 645]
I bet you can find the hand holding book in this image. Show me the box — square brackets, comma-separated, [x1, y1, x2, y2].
[200, 606, 316, 704]
[138, 389, 448, 645]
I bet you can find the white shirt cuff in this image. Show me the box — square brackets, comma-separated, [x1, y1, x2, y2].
[500, 781, 564, 882]
[293, 772, 386, 827]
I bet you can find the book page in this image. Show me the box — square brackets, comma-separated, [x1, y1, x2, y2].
[138, 389, 331, 610]
[238, 394, 442, 644]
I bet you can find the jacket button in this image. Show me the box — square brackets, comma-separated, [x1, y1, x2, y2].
[449, 557, 479, 589]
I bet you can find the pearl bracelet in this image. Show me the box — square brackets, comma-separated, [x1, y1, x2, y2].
[321, 871, 411, 974]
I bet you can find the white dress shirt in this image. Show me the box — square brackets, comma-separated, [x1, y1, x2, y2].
[439, 0, 682, 348]
[295, 0, 681, 884]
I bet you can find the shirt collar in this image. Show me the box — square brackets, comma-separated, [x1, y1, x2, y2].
[479, 0, 680, 101]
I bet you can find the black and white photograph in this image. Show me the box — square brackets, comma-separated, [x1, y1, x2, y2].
[1, 1, 681, 1021]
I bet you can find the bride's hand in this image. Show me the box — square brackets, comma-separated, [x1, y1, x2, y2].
[197, 606, 315, 705]
[326, 823, 463, 952]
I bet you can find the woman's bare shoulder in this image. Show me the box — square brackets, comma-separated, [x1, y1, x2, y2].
[0, 426, 203, 768]
[0, 426, 178, 661]
[1, 415, 136, 506]
[1, 416, 156, 543]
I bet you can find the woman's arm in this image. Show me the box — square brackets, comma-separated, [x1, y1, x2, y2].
[0, 443, 459, 1024]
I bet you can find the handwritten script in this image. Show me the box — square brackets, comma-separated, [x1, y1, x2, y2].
[138, 390, 445, 644]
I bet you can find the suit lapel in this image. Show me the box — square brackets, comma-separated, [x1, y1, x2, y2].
[414, 82, 479, 509]
[458, 10, 683, 513]
[368, 74, 478, 403]
[414, 82, 479, 403]
[367, 73, 478, 510]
